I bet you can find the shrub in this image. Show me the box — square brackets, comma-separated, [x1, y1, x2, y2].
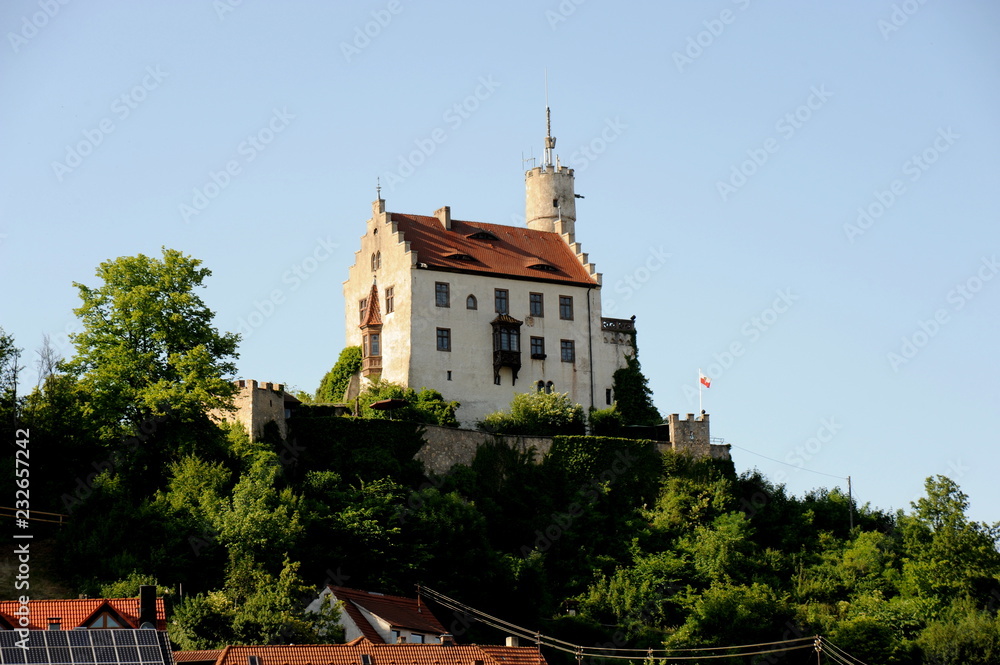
[478, 390, 585, 436]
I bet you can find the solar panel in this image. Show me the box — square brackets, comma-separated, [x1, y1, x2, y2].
[4, 631, 171, 665]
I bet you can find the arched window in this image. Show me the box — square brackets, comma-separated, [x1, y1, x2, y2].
[536, 380, 545, 392]
[466, 294, 477, 310]
[545, 381, 554, 394]
[371, 251, 381, 271]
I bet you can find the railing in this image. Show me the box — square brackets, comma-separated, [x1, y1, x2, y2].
[0, 507, 69, 526]
[601, 317, 635, 332]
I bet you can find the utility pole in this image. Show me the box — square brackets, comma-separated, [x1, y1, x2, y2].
[848, 475, 854, 531]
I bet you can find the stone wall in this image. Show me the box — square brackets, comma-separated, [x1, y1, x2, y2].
[416, 425, 553, 476]
[415, 419, 729, 476]
[211, 379, 289, 441]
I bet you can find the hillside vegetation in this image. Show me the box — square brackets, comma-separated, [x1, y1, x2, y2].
[2, 250, 998, 664]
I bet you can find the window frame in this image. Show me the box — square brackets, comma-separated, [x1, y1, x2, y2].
[466, 294, 478, 310]
[560, 339, 576, 363]
[435, 282, 450, 308]
[559, 295, 574, 320]
[385, 286, 394, 314]
[529, 292, 544, 317]
[530, 336, 545, 359]
[436, 327, 451, 352]
[494, 288, 509, 314]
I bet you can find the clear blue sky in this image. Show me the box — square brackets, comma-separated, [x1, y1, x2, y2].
[2, 1, 998, 524]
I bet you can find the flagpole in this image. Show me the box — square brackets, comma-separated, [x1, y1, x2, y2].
[698, 368, 703, 413]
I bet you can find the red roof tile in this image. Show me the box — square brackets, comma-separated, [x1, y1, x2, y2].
[360, 282, 382, 328]
[390, 215, 596, 287]
[0, 597, 167, 631]
[173, 650, 224, 663]
[328, 587, 447, 644]
[190, 641, 546, 665]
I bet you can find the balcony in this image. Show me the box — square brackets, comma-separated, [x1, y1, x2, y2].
[361, 355, 382, 377]
[601, 317, 635, 332]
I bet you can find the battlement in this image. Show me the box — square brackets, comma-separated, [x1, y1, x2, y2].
[526, 164, 575, 178]
[235, 379, 285, 393]
[660, 412, 728, 460]
[210, 379, 298, 441]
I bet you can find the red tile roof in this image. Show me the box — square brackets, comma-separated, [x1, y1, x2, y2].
[390, 215, 596, 287]
[328, 587, 447, 644]
[360, 282, 382, 328]
[173, 651, 224, 663]
[180, 640, 546, 665]
[0, 597, 167, 630]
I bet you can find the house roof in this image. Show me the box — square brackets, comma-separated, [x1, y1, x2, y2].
[389, 214, 597, 287]
[0, 597, 167, 631]
[173, 650, 224, 663]
[177, 640, 546, 665]
[327, 587, 447, 643]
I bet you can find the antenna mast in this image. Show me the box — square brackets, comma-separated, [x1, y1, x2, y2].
[543, 71, 555, 167]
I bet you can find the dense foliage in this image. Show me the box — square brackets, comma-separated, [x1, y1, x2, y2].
[314, 346, 362, 403]
[4, 252, 999, 664]
[479, 390, 585, 436]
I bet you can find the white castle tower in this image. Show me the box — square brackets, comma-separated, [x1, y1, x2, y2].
[525, 106, 577, 242]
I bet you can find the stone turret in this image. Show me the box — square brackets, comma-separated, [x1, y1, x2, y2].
[525, 106, 577, 242]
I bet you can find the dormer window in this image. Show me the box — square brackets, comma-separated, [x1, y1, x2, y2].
[447, 253, 477, 262]
[86, 611, 123, 629]
[466, 229, 499, 241]
[529, 263, 558, 272]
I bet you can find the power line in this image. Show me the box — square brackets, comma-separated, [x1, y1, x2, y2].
[728, 443, 848, 480]
[419, 586, 817, 660]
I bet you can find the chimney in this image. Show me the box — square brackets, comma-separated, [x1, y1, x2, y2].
[505, 637, 519, 647]
[434, 206, 451, 231]
[138, 585, 157, 627]
[440, 634, 455, 647]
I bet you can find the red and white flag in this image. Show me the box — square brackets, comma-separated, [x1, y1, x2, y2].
[699, 372, 711, 389]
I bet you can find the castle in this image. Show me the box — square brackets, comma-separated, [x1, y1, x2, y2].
[213, 109, 729, 462]
[342, 110, 636, 428]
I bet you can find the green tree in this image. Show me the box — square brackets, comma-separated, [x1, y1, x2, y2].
[899, 476, 1000, 608]
[66, 248, 239, 438]
[315, 346, 362, 403]
[479, 390, 585, 436]
[0, 327, 23, 437]
[611, 336, 660, 426]
[355, 379, 459, 427]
